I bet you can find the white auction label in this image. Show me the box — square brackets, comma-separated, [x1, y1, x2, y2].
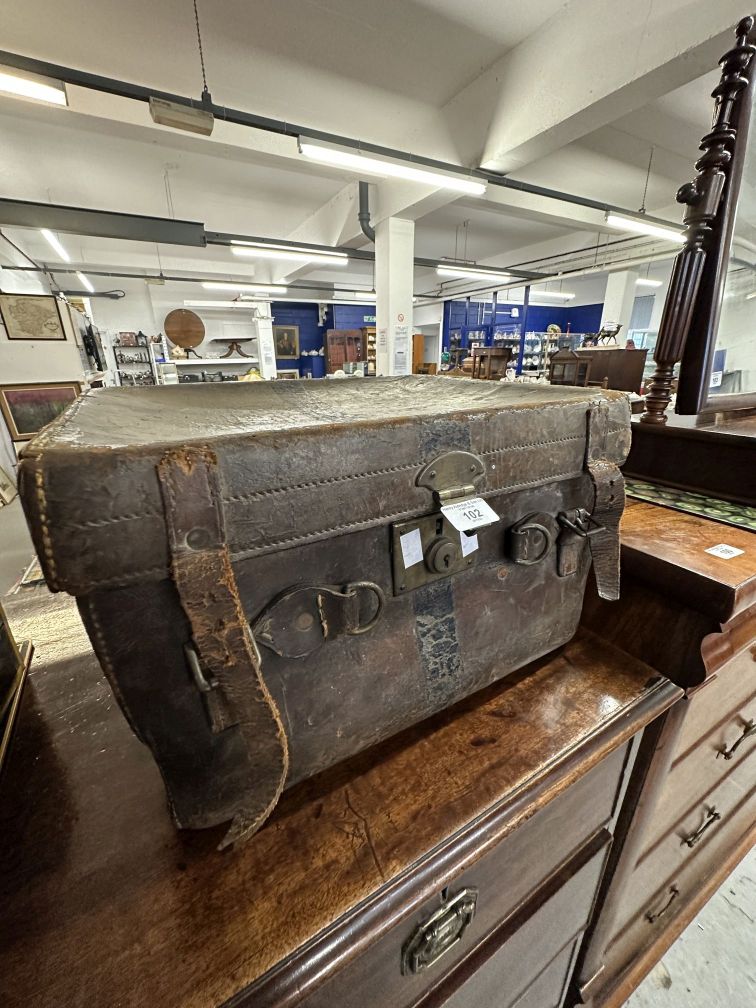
[460, 531, 479, 556]
[400, 527, 424, 568]
[441, 497, 500, 533]
[705, 543, 745, 559]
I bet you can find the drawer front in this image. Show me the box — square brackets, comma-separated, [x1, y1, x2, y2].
[510, 940, 579, 1008]
[301, 746, 629, 1008]
[675, 647, 756, 760]
[435, 837, 610, 1008]
[639, 712, 756, 856]
[600, 776, 756, 987]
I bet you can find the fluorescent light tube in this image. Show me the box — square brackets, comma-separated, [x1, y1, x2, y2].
[605, 212, 684, 244]
[531, 289, 575, 301]
[40, 228, 71, 262]
[75, 272, 94, 293]
[202, 282, 288, 294]
[635, 278, 663, 288]
[300, 141, 486, 196]
[437, 266, 512, 282]
[231, 246, 347, 266]
[231, 240, 348, 261]
[0, 69, 67, 106]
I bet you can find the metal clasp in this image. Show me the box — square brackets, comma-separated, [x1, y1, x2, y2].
[416, 451, 485, 504]
[557, 508, 605, 539]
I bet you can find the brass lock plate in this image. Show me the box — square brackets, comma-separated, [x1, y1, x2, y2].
[391, 512, 476, 596]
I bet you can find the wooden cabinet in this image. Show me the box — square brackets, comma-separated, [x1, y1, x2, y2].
[574, 348, 647, 393]
[575, 501, 756, 1007]
[0, 590, 679, 1008]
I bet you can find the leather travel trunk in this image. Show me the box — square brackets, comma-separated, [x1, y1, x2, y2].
[18, 376, 631, 846]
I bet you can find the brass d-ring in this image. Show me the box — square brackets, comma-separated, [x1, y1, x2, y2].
[344, 581, 386, 635]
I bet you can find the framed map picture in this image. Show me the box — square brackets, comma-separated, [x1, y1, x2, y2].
[0, 294, 66, 342]
[0, 383, 81, 442]
[273, 325, 300, 359]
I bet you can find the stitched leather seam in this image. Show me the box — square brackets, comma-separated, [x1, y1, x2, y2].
[51, 463, 586, 575]
[223, 436, 584, 504]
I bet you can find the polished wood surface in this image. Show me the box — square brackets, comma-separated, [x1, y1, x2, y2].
[0, 589, 678, 1008]
[576, 497, 756, 1006]
[620, 501, 756, 620]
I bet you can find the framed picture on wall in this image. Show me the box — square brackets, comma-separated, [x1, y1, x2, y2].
[273, 325, 300, 359]
[276, 369, 299, 379]
[0, 294, 66, 342]
[0, 383, 81, 442]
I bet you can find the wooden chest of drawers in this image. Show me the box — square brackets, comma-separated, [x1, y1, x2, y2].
[0, 591, 679, 1008]
[577, 502, 756, 1007]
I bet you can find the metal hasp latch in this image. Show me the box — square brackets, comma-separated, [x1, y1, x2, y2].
[391, 451, 486, 595]
[401, 888, 478, 975]
[556, 508, 606, 578]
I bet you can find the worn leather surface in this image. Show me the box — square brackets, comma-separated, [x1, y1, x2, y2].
[17, 377, 633, 836]
[18, 377, 631, 595]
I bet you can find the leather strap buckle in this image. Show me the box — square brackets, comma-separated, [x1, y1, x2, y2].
[254, 581, 385, 659]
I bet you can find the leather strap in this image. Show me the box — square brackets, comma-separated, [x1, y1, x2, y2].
[157, 446, 289, 848]
[586, 405, 625, 601]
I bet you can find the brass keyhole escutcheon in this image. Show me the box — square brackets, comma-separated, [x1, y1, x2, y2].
[426, 538, 460, 574]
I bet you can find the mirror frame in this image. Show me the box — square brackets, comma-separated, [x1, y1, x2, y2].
[641, 16, 756, 423]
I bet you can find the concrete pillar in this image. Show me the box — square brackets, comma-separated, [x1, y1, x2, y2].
[648, 284, 668, 334]
[600, 270, 639, 334]
[375, 217, 414, 376]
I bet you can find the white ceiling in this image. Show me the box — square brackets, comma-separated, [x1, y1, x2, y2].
[0, 0, 743, 308]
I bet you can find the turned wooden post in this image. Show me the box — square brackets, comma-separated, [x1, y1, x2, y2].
[641, 17, 756, 424]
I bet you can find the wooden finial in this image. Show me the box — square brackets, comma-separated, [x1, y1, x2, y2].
[640, 19, 756, 423]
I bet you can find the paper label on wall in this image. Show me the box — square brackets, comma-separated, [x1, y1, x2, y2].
[399, 527, 424, 569]
[460, 531, 479, 556]
[441, 497, 500, 533]
[393, 324, 410, 374]
[704, 543, 744, 559]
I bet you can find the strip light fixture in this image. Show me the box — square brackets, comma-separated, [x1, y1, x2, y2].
[231, 240, 349, 266]
[436, 265, 513, 282]
[299, 141, 486, 196]
[605, 212, 684, 244]
[635, 277, 663, 288]
[0, 68, 67, 106]
[40, 228, 71, 262]
[202, 281, 288, 294]
[531, 289, 576, 301]
[75, 271, 94, 293]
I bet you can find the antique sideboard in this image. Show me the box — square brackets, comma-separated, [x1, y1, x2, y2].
[0, 500, 753, 1007]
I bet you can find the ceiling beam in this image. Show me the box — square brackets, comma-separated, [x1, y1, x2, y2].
[442, 0, 746, 172]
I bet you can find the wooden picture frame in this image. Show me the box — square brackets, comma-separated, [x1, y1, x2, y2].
[0, 294, 66, 342]
[0, 382, 81, 442]
[273, 325, 300, 360]
[276, 369, 299, 379]
[0, 465, 16, 505]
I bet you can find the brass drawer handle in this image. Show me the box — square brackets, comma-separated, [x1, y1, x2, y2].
[682, 806, 722, 848]
[646, 886, 679, 924]
[401, 888, 478, 975]
[717, 719, 756, 761]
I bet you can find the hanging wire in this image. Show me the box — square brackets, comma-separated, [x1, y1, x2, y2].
[163, 168, 176, 219]
[193, 0, 210, 99]
[639, 146, 655, 215]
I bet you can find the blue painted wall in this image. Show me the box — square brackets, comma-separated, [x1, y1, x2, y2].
[444, 299, 603, 347]
[270, 302, 375, 373]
